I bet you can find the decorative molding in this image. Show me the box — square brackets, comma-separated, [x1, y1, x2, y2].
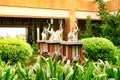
[0, 6, 69, 18]
[76, 11, 99, 20]
[0, 5, 116, 20]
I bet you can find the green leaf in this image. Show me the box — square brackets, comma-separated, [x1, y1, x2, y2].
[9, 73, 15, 80]
[72, 66, 79, 80]
[4, 68, 10, 80]
[54, 60, 57, 78]
[84, 62, 94, 80]
[65, 71, 73, 80]
[0, 58, 2, 67]
[36, 68, 41, 80]
[48, 58, 54, 78]
[78, 70, 83, 80]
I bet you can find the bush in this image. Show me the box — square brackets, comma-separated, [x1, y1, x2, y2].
[80, 37, 115, 61]
[100, 24, 120, 45]
[0, 38, 33, 64]
[79, 33, 94, 39]
[96, 0, 120, 45]
[31, 43, 38, 55]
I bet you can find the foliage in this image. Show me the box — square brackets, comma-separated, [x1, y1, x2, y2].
[80, 37, 115, 61]
[0, 55, 95, 80]
[1, 55, 120, 80]
[79, 16, 94, 39]
[91, 23, 102, 37]
[96, 0, 109, 24]
[80, 33, 94, 39]
[85, 16, 93, 34]
[96, 0, 120, 45]
[0, 38, 33, 64]
[100, 16, 120, 45]
[113, 46, 120, 65]
[31, 43, 38, 55]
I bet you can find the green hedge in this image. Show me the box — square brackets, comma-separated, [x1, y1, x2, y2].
[80, 37, 115, 61]
[0, 38, 33, 64]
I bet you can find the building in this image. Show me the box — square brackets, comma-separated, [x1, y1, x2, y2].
[0, 0, 119, 43]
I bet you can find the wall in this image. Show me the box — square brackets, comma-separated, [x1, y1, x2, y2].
[0, 0, 107, 12]
[106, 0, 119, 11]
[0, 0, 119, 12]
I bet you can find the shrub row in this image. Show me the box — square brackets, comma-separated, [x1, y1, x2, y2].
[0, 38, 33, 64]
[80, 37, 115, 61]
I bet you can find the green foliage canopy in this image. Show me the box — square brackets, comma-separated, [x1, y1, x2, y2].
[96, 0, 120, 45]
[80, 37, 115, 61]
[0, 38, 33, 64]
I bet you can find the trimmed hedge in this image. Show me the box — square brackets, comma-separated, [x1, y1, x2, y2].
[0, 38, 33, 64]
[80, 37, 115, 61]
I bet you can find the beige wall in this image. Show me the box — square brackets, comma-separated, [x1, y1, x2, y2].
[106, 0, 119, 11]
[0, 0, 110, 12]
[0, 0, 119, 11]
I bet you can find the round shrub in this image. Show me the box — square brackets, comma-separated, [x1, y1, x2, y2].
[0, 38, 33, 64]
[80, 37, 115, 61]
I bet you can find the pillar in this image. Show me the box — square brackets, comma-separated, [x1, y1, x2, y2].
[33, 19, 37, 43]
[39, 19, 45, 40]
[65, 10, 76, 41]
[27, 19, 38, 44]
[27, 19, 33, 44]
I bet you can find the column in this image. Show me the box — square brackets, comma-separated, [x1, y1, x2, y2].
[65, 10, 76, 41]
